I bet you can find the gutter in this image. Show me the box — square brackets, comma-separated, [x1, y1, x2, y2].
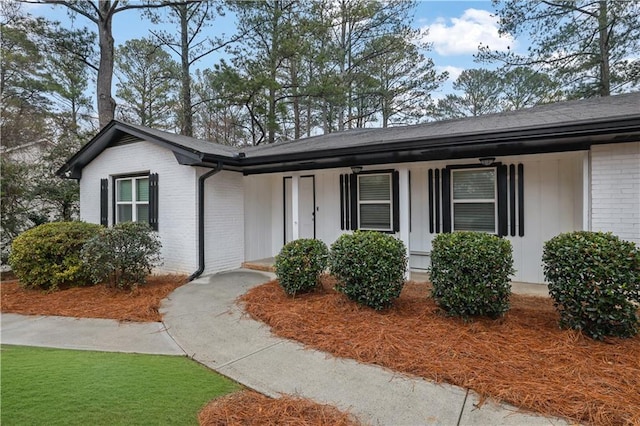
[187, 161, 224, 282]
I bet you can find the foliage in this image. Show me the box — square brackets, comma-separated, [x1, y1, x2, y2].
[432, 69, 503, 119]
[478, 0, 640, 97]
[542, 231, 640, 339]
[8, 221, 102, 290]
[82, 222, 162, 290]
[429, 232, 514, 318]
[329, 231, 407, 310]
[115, 37, 179, 129]
[1, 345, 240, 426]
[275, 238, 329, 296]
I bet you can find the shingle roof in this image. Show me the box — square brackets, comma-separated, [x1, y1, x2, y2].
[58, 92, 640, 177]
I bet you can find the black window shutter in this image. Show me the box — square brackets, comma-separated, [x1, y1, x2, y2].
[518, 164, 525, 237]
[497, 165, 508, 237]
[428, 169, 434, 233]
[441, 168, 451, 233]
[339, 174, 345, 230]
[100, 178, 108, 226]
[392, 170, 400, 232]
[349, 173, 358, 230]
[149, 173, 159, 231]
[509, 164, 516, 237]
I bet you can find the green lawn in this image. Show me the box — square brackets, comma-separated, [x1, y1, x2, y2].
[1, 345, 240, 425]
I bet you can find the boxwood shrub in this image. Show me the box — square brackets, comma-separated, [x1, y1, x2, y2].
[329, 230, 407, 310]
[8, 221, 103, 290]
[82, 222, 162, 290]
[274, 238, 329, 296]
[542, 231, 639, 339]
[429, 232, 514, 318]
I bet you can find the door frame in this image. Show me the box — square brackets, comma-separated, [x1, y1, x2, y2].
[283, 175, 316, 244]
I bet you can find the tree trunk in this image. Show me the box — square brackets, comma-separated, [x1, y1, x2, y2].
[97, 1, 116, 128]
[178, 4, 193, 136]
[597, 0, 611, 96]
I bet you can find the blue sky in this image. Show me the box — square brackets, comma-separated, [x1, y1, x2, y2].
[27, 0, 518, 99]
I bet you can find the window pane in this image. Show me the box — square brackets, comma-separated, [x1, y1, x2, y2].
[453, 169, 495, 200]
[360, 204, 391, 230]
[137, 205, 149, 223]
[136, 178, 149, 202]
[454, 203, 495, 232]
[117, 179, 132, 202]
[117, 204, 132, 222]
[359, 175, 390, 201]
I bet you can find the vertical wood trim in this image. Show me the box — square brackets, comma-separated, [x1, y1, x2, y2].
[518, 163, 525, 237]
[100, 178, 108, 226]
[435, 169, 441, 233]
[349, 173, 358, 230]
[428, 169, 434, 233]
[441, 168, 451, 233]
[509, 165, 516, 237]
[392, 170, 400, 232]
[149, 173, 159, 231]
[408, 170, 412, 233]
[497, 164, 508, 236]
[339, 174, 345, 230]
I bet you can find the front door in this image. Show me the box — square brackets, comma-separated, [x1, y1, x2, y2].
[284, 176, 316, 243]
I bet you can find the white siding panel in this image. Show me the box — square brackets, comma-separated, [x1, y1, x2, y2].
[244, 175, 275, 261]
[591, 142, 640, 244]
[79, 141, 197, 274]
[202, 170, 245, 273]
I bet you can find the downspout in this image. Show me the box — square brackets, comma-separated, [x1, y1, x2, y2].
[187, 161, 224, 281]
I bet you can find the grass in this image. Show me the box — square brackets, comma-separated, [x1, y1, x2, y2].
[1, 345, 240, 426]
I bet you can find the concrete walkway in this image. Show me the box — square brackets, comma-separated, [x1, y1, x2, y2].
[1, 269, 567, 425]
[160, 269, 568, 426]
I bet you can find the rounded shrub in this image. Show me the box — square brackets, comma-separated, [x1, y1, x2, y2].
[542, 231, 639, 339]
[274, 238, 329, 296]
[8, 221, 103, 290]
[329, 230, 407, 310]
[82, 221, 162, 290]
[429, 232, 514, 318]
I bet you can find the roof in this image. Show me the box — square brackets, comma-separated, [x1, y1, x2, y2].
[58, 92, 640, 178]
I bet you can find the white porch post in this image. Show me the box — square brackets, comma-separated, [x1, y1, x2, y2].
[291, 175, 300, 240]
[399, 168, 411, 279]
[582, 151, 591, 231]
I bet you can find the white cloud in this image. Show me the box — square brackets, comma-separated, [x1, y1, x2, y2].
[422, 8, 514, 56]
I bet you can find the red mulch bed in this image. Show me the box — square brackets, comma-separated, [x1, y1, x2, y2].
[1, 275, 186, 322]
[199, 390, 359, 426]
[239, 277, 640, 425]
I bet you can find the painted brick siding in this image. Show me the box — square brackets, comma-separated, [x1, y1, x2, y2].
[202, 169, 245, 273]
[79, 140, 198, 274]
[591, 142, 640, 245]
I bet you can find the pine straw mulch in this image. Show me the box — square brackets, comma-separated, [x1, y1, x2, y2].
[239, 276, 640, 426]
[199, 390, 360, 426]
[0, 275, 186, 322]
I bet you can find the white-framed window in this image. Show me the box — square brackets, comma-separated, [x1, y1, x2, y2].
[358, 173, 393, 231]
[115, 176, 149, 224]
[451, 168, 496, 233]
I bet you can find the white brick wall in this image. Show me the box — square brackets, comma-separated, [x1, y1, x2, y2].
[80, 140, 198, 274]
[202, 169, 245, 273]
[591, 142, 640, 245]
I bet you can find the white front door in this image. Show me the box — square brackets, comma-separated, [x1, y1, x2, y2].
[284, 176, 315, 243]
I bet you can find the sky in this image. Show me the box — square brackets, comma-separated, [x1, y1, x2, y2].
[25, 0, 519, 99]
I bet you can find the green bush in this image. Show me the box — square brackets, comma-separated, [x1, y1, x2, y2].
[429, 232, 514, 318]
[82, 222, 162, 290]
[8, 221, 103, 290]
[542, 231, 640, 339]
[275, 238, 329, 296]
[329, 231, 407, 310]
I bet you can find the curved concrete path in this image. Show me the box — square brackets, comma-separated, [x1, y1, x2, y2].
[160, 269, 568, 426]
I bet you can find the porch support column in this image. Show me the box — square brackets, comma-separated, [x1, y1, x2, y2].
[292, 175, 300, 240]
[398, 168, 411, 279]
[582, 151, 591, 231]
